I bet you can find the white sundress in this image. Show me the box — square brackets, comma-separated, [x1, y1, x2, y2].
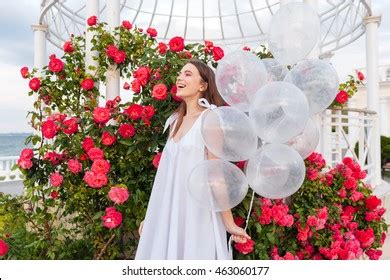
[135, 102, 231, 260]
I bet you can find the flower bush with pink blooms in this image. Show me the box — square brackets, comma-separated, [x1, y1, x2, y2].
[233, 153, 388, 260]
[0, 18, 229, 260]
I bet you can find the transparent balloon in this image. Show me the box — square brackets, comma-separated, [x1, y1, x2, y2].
[201, 107, 258, 162]
[188, 159, 249, 212]
[215, 50, 268, 112]
[249, 81, 309, 144]
[246, 144, 306, 199]
[262, 58, 289, 82]
[268, 2, 320, 65]
[284, 59, 339, 115]
[285, 117, 319, 159]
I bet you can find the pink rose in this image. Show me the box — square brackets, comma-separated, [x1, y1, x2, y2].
[113, 50, 126, 64]
[101, 207, 123, 229]
[81, 78, 95, 91]
[131, 79, 141, 93]
[101, 131, 116, 146]
[68, 159, 82, 174]
[83, 171, 108, 189]
[234, 239, 254, 255]
[17, 158, 32, 170]
[93, 107, 111, 124]
[42, 120, 58, 139]
[20, 148, 33, 160]
[87, 147, 104, 161]
[50, 172, 63, 187]
[29, 77, 41, 91]
[91, 159, 110, 174]
[108, 186, 130, 204]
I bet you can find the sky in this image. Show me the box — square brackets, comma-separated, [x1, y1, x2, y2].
[0, 0, 389, 133]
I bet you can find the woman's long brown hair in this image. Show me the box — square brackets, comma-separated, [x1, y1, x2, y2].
[172, 59, 225, 137]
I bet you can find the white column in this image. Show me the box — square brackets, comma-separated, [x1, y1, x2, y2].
[380, 97, 390, 137]
[85, 0, 99, 77]
[31, 24, 47, 72]
[364, 15, 382, 185]
[106, 0, 120, 101]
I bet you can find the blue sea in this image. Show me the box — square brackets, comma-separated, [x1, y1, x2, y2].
[0, 133, 32, 157]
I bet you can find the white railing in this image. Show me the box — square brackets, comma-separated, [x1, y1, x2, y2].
[319, 107, 378, 184]
[0, 156, 23, 183]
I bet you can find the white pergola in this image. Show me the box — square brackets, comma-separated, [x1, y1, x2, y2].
[31, 0, 383, 187]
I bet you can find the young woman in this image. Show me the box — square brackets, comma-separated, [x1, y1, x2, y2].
[135, 59, 250, 260]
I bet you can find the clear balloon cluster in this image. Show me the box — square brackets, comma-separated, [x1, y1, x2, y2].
[188, 2, 339, 212]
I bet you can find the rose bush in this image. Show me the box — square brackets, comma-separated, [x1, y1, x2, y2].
[329, 71, 365, 108]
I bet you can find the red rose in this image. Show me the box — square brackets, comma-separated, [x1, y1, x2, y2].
[158, 42, 167, 55]
[62, 117, 78, 135]
[365, 195, 381, 211]
[106, 44, 118, 58]
[93, 107, 111, 124]
[42, 120, 58, 139]
[87, 147, 104, 161]
[123, 82, 130, 90]
[0, 239, 9, 256]
[335, 90, 348, 104]
[87, 16, 97, 26]
[133, 66, 151, 86]
[131, 79, 141, 93]
[242, 46, 251, 51]
[170, 85, 182, 102]
[20, 66, 29, 78]
[343, 177, 357, 190]
[101, 131, 116, 146]
[81, 78, 95, 91]
[169, 36, 185, 52]
[17, 158, 32, 170]
[152, 152, 162, 168]
[50, 191, 59, 199]
[357, 71, 365, 81]
[91, 159, 110, 174]
[204, 40, 213, 48]
[50, 172, 63, 187]
[82, 136, 95, 152]
[44, 151, 63, 165]
[212, 46, 224, 61]
[63, 41, 74, 53]
[118, 123, 135, 138]
[234, 216, 245, 227]
[20, 148, 33, 160]
[355, 228, 375, 248]
[122, 20, 132, 30]
[306, 168, 318, 181]
[101, 207, 123, 229]
[146, 27, 157, 37]
[68, 159, 82, 174]
[113, 50, 126, 64]
[152, 83, 168, 101]
[79, 153, 88, 161]
[108, 186, 130, 204]
[234, 239, 254, 255]
[142, 105, 155, 120]
[48, 55, 64, 73]
[124, 104, 143, 120]
[29, 77, 41, 91]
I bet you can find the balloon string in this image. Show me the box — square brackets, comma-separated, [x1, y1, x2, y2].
[228, 190, 255, 259]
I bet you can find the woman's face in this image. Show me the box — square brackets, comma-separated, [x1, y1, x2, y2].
[176, 63, 206, 99]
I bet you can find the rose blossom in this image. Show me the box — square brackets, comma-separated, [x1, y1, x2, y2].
[50, 191, 59, 199]
[101, 131, 116, 146]
[365, 195, 381, 211]
[158, 42, 167, 55]
[83, 171, 108, 189]
[212, 46, 224, 61]
[123, 82, 130, 90]
[0, 239, 9, 256]
[234, 239, 254, 255]
[82, 136, 95, 152]
[168, 36, 185, 52]
[62, 117, 78, 135]
[20, 66, 29, 78]
[91, 159, 110, 174]
[118, 123, 135, 138]
[20, 148, 33, 160]
[42, 120, 58, 139]
[48, 55, 64, 73]
[68, 159, 82, 174]
[335, 90, 348, 104]
[152, 83, 168, 101]
[306, 168, 318, 180]
[63, 41, 74, 53]
[146, 27, 157, 37]
[357, 71, 365, 81]
[81, 78, 95, 91]
[124, 104, 143, 120]
[17, 158, 32, 170]
[50, 172, 63, 187]
[108, 186, 130, 204]
[234, 216, 245, 227]
[133, 66, 151, 86]
[122, 20, 132, 30]
[113, 50, 126, 64]
[93, 107, 111, 124]
[87, 147, 104, 161]
[131, 79, 141, 93]
[101, 207, 123, 229]
[87, 16, 97, 26]
[142, 105, 155, 120]
[29, 77, 41, 91]
[152, 152, 162, 168]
